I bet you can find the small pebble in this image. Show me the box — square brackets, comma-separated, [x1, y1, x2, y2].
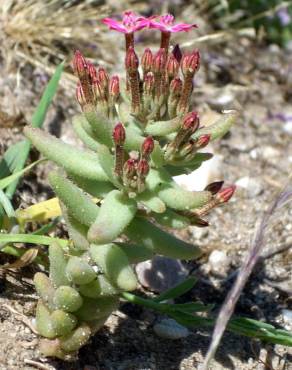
[282, 309, 292, 330]
[153, 318, 189, 339]
[135, 256, 188, 293]
[208, 250, 230, 277]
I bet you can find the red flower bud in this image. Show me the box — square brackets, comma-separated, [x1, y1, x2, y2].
[123, 158, 137, 178]
[109, 75, 120, 99]
[142, 136, 154, 158]
[87, 61, 97, 82]
[181, 49, 200, 76]
[166, 53, 180, 78]
[204, 181, 224, 195]
[72, 50, 87, 77]
[76, 83, 87, 106]
[196, 134, 211, 149]
[125, 46, 139, 72]
[113, 123, 126, 145]
[216, 185, 236, 203]
[97, 67, 109, 90]
[152, 48, 167, 74]
[169, 77, 182, 96]
[92, 78, 104, 101]
[143, 72, 155, 94]
[182, 111, 200, 133]
[141, 48, 153, 73]
[137, 159, 150, 177]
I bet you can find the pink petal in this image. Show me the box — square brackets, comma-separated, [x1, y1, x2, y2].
[148, 21, 169, 32]
[170, 23, 197, 32]
[102, 18, 127, 33]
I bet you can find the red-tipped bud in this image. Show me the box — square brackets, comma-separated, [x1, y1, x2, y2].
[72, 50, 87, 77]
[144, 72, 155, 94]
[142, 136, 154, 158]
[182, 112, 200, 133]
[216, 185, 236, 203]
[137, 159, 150, 177]
[76, 83, 87, 106]
[123, 159, 137, 178]
[125, 46, 139, 72]
[181, 49, 200, 76]
[205, 181, 224, 195]
[92, 78, 104, 101]
[196, 134, 211, 149]
[109, 75, 120, 99]
[169, 77, 182, 96]
[87, 62, 97, 82]
[97, 67, 109, 90]
[113, 123, 126, 146]
[172, 44, 183, 63]
[152, 48, 167, 74]
[141, 48, 153, 73]
[166, 54, 180, 78]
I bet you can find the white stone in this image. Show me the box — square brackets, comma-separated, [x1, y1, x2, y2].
[208, 250, 230, 277]
[153, 319, 189, 339]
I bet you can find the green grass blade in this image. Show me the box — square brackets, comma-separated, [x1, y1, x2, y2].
[0, 159, 44, 190]
[0, 189, 15, 218]
[0, 234, 68, 248]
[152, 277, 197, 302]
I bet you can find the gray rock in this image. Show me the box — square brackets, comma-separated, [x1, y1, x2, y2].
[153, 318, 189, 339]
[135, 256, 188, 293]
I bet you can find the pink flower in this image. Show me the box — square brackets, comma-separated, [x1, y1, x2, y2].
[102, 11, 148, 34]
[149, 14, 197, 33]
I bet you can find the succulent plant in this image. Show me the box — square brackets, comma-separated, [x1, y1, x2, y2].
[24, 11, 236, 359]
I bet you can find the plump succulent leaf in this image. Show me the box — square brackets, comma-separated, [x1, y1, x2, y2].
[24, 126, 108, 181]
[88, 190, 137, 244]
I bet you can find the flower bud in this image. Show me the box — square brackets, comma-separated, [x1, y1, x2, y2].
[113, 123, 126, 146]
[205, 181, 224, 195]
[141, 136, 154, 158]
[166, 53, 179, 78]
[169, 77, 182, 96]
[137, 159, 149, 177]
[143, 72, 155, 94]
[196, 134, 211, 149]
[152, 48, 167, 74]
[125, 46, 139, 72]
[123, 159, 137, 178]
[72, 50, 87, 77]
[181, 49, 200, 76]
[182, 111, 200, 133]
[87, 62, 97, 82]
[109, 75, 120, 100]
[216, 185, 236, 203]
[97, 67, 109, 91]
[92, 78, 104, 101]
[76, 83, 87, 107]
[141, 48, 153, 74]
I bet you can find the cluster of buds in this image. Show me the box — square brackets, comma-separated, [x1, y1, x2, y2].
[24, 11, 237, 359]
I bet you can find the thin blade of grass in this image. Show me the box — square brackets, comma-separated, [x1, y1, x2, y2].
[2, 62, 64, 199]
[202, 182, 292, 369]
[0, 189, 15, 218]
[0, 159, 44, 190]
[152, 277, 197, 302]
[0, 234, 68, 248]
